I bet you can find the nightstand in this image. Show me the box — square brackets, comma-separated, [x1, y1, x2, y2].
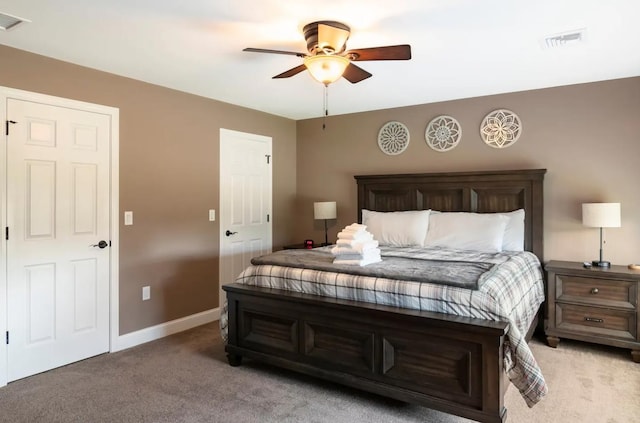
[283, 243, 314, 250]
[545, 261, 640, 362]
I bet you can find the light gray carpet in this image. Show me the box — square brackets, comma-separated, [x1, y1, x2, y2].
[1, 323, 638, 423]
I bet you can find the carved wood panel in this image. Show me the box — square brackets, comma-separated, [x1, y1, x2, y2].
[366, 187, 415, 212]
[381, 334, 481, 407]
[416, 187, 466, 211]
[473, 187, 527, 213]
[239, 308, 298, 353]
[303, 321, 375, 373]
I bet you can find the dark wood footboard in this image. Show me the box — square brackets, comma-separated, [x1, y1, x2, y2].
[224, 283, 510, 423]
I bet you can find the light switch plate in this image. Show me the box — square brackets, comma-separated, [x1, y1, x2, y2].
[142, 285, 150, 301]
[124, 211, 133, 226]
[209, 209, 215, 221]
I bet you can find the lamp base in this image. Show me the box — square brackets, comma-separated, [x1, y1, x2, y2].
[592, 260, 611, 268]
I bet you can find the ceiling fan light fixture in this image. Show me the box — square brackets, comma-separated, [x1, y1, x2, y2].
[303, 54, 349, 85]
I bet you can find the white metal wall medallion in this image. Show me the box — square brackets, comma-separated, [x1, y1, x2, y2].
[480, 109, 522, 148]
[378, 121, 410, 155]
[425, 115, 462, 152]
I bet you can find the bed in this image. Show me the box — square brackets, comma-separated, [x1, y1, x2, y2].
[221, 169, 547, 423]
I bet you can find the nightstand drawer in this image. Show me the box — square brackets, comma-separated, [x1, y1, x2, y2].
[556, 303, 636, 340]
[555, 274, 636, 309]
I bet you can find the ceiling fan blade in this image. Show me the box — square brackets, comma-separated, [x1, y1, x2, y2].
[342, 63, 372, 84]
[273, 64, 307, 79]
[318, 23, 350, 53]
[243, 47, 306, 57]
[346, 44, 412, 61]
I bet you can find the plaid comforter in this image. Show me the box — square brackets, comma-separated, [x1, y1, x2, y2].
[220, 246, 548, 406]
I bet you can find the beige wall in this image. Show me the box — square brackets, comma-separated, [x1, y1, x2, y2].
[3, 43, 639, 336]
[296, 77, 640, 265]
[0, 45, 297, 335]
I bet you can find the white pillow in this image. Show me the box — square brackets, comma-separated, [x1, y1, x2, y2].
[424, 212, 509, 252]
[428, 209, 525, 251]
[499, 209, 525, 251]
[362, 209, 430, 247]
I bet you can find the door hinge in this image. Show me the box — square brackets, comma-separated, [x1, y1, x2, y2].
[267, 214, 270, 223]
[6, 120, 17, 136]
[265, 154, 271, 164]
[5, 331, 8, 345]
[5, 227, 8, 240]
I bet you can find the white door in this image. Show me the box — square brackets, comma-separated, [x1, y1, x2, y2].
[219, 129, 272, 305]
[6, 98, 111, 382]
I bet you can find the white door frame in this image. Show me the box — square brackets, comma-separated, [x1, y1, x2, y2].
[0, 86, 119, 387]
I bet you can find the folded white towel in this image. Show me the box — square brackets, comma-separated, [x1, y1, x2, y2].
[333, 250, 381, 262]
[333, 255, 382, 267]
[336, 238, 374, 248]
[337, 230, 374, 241]
[331, 240, 379, 255]
[342, 223, 367, 232]
[338, 228, 368, 238]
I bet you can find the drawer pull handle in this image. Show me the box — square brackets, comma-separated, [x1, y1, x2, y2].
[585, 317, 604, 323]
[590, 288, 599, 294]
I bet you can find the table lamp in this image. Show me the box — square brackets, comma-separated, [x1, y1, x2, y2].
[582, 202, 621, 268]
[314, 201, 336, 246]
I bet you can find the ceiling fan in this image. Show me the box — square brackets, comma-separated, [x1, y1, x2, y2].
[243, 20, 411, 85]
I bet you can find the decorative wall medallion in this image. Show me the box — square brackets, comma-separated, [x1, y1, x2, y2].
[425, 115, 462, 152]
[480, 109, 522, 148]
[378, 121, 410, 155]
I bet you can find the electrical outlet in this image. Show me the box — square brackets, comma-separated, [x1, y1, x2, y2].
[142, 286, 150, 301]
[209, 209, 216, 221]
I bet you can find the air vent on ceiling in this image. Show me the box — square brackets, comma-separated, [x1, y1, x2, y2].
[543, 28, 586, 49]
[0, 12, 30, 31]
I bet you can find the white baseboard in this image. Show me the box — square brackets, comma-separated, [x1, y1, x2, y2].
[112, 308, 219, 352]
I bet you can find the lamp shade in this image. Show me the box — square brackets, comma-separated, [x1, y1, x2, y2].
[303, 55, 349, 85]
[314, 201, 337, 220]
[582, 203, 621, 228]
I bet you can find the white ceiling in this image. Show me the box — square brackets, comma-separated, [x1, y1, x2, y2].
[1, 0, 639, 120]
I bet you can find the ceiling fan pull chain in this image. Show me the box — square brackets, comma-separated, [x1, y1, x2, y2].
[323, 84, 328, 130]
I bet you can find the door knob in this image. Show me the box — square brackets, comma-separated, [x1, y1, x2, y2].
[90, 240, 108, 249]
[225, 230, 238, 237]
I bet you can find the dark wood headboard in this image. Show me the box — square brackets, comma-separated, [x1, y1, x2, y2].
[355, 169, 546, 262]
